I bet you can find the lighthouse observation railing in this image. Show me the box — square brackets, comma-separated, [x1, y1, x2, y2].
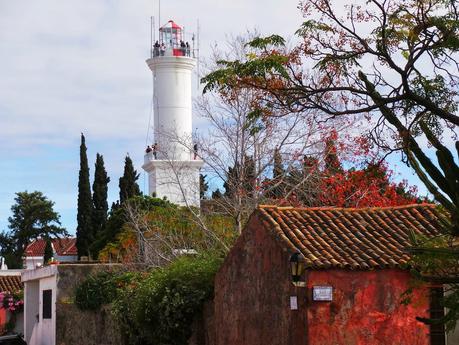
[151, 45, 197, 59]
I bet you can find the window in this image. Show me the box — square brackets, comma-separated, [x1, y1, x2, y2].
[42, 289, 52, 319]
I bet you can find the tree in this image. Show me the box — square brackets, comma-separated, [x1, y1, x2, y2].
[92, 153, 110, 237]
[119, 155, 141, 204]
[43, 238, 53, 264]
[76, 133, 93, 258]
[196, 32, 361, 233]
[202, 0, 459, 325]
[323, 137, 342, 175]
[203, 0, 459, 234]
[0, 191, 67, 268]
[319, 162, 418, 208]
[267, 148, 285, 198]
[97, 196, 234, 266]
[200, 174, 209, 199]
[212, 189, 223, 199]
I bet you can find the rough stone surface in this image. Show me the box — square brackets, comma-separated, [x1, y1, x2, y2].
[214, 214, 308, 345]
[306, 269, 430, 345]
[55, 264, 123, 345]
[188, 300, 215, 345]
[213, 213, 432, 345]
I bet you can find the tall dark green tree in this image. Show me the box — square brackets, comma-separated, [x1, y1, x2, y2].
[270, 148, 284, 198]
[43, 238, 53, 264]
[223, 164, 239, 198]
[119, 155, 141, 204]
[211, 189, 222, 199]
[92, 153, 110, 238]
[76, 133, 93, 258]
[200, 174, 209, 199]
[323, 138, 342, 175]
[243, 156, 256, 198]
[0, 191, 67, 268]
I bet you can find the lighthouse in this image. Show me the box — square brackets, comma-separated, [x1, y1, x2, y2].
[142, 20, 203, 207]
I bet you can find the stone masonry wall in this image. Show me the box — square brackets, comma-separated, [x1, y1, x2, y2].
[55, 264, 123, 345]
[213, 214, 308, 345]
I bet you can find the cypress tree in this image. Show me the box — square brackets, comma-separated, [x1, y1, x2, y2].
[271, 148, 284, 198]
[43, 238, 53, 264]
[212, 188, 222, 199]
[243, 155, 256, 198]
[92, 153, 110, 238]
[119, 155, 141, 204]
[200, 174, 209, 199]
[324, 138, 342, 174]
[76, 133, 93, 258]
[223, 164, 239, 198]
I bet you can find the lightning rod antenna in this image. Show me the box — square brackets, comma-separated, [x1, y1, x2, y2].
[150, 16, 153, 58]
[197, 19, 200, 90]
[158, 0, 161, 34]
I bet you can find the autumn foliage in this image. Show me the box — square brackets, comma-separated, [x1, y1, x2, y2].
[266, 131, 419, 208]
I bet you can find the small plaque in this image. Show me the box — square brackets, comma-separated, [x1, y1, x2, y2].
[290, 296, 298, 310]
[312, 286, 333, 301]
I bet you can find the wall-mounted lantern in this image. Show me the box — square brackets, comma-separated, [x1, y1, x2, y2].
[290, 252, 305, 287]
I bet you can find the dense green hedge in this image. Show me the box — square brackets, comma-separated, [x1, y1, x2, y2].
[112, 254, 222, 345]
[74, 271, 140, 311]
[74, 253, 222, 345]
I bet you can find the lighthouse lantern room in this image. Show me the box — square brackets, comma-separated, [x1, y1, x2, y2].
[142, 19, 203, 207]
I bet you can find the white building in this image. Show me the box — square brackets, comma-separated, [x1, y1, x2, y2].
[142, 20, 203, 207]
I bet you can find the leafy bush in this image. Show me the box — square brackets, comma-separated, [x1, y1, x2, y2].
[0, 290, 23, 335]
[112, 253, 223, 345]
[74, 271, 139, 311]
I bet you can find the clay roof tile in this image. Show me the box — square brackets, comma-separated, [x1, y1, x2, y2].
[257, 204, 446, 270]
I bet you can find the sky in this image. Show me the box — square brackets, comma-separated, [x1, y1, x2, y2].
[0, 0, 433, 235]
[0, 0, 307, 234]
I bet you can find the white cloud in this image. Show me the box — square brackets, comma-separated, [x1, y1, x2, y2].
[0, 0, 302, 231]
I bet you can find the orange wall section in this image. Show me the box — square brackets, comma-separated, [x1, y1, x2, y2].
[306, 269, 430, 345]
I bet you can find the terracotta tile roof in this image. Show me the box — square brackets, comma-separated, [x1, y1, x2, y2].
[25, 238, 77, 257]
[0, 276, 22, 293]
[258, 204, 448, 270]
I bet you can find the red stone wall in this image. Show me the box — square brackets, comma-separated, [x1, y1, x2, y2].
[306, 269, 430, 345]
[213, 213, 433, 345]
[214, 214, 308, 345]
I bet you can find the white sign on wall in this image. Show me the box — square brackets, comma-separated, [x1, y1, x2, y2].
[312, 286, 333, 301]
[290, 296, 298, 310]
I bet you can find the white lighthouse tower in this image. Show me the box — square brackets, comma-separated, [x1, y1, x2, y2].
[142, 20, 203, 207]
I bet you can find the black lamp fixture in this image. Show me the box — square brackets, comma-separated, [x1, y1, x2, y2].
[290, 252, 305, 286]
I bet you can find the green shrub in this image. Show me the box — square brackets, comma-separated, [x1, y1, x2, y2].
[112, 253, 223, 345]
[74, 271, 139, 311]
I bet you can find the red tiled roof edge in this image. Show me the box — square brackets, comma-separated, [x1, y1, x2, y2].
[0, 276, 23, 293]
[256, 203, 448, 271]
[25, 237, 77, 257]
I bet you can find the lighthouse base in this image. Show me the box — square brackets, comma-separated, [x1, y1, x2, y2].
[142, 154, 203, 207]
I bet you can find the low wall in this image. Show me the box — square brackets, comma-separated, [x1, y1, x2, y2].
[52, 264, 212, 345]
[54, 264, 123, 345]
[56, 304, 122, 345]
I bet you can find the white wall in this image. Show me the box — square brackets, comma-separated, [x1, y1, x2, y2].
[147, 56, 196, 162]
[22, 266, 57, 345]
[25, 257, 43, 270]
[39, 276, 56, 345]
[24, 280, 39, 343]
[143, 158, 203, 207]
